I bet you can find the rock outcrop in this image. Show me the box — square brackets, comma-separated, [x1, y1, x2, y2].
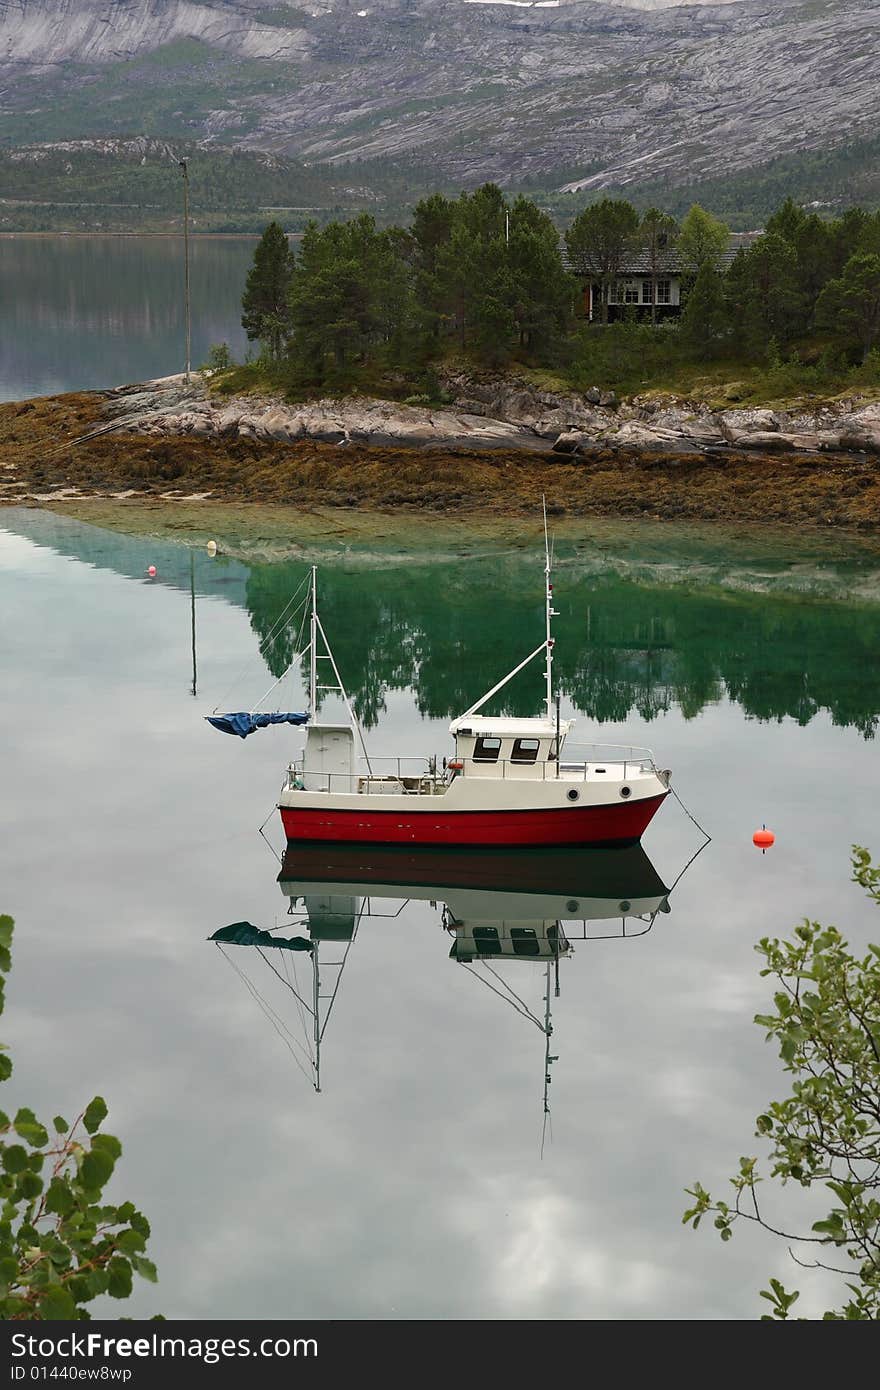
[105, 379, 538, 451]
[105, 373, 880, 461]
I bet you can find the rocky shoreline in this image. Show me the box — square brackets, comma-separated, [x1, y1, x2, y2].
[1, 373, 879, 530]
[99, 371, 880, 459]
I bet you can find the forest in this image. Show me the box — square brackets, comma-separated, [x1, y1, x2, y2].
[228, 186, 880, 402]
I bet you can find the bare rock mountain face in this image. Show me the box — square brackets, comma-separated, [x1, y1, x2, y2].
[1, 0, 878, 193]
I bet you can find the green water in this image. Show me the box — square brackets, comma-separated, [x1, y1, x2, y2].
[1, 506, 878, 1320]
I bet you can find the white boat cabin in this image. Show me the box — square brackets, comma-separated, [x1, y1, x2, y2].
[300, 723, 355, 791]
[448, 715, 573, 780]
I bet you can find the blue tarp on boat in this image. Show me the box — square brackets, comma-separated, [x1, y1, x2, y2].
[206, 711, 309, 738]
[210, 922, 313, 952]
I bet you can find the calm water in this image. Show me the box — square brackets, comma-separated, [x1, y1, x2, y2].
[0, 235, 258, 402]
[1, 506, 879, 1319]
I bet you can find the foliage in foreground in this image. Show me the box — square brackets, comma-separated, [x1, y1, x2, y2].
[683, 850, 880, 1319]
[0, 915, 158, 1319]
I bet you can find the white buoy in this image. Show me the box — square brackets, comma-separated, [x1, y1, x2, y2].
[206, 540, 218, 556]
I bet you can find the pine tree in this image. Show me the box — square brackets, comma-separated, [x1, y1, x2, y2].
[727, 233, 801, 352]
[815, 253, 880, 361]
[241, 221, 295, 361]
[680, 264, 728, 356]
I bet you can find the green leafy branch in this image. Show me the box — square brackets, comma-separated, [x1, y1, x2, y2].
[0, 914, 159, 1319]
[683, 850, 880, 1320]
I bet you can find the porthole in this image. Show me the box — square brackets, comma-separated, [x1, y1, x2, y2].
[619, 900, 631, 913]
[566, 899, 580, 913]
[620, 785, 632, 798]
[567, 788, 580, 801]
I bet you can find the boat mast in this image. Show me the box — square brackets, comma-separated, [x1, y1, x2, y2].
[543, 496, 558, 722]
[309, 564, 317, 719]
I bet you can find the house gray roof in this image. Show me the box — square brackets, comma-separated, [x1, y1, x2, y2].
[561, 230, 762, 277]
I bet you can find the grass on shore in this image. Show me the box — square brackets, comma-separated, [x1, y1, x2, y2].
[207, 339, 880, 414]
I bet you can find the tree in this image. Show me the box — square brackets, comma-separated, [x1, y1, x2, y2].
[678, 204, 730, 280]
[683, 849, 880, 1320]
[411, 192, 457, 341]
[726, 233, 801, 353]
[815, 253, 880, 362]
[765, 195, 807, 247]
[506, 196, 571, 354]
[241, 221, 295, 361]
[680, 263, 728, 356]
[287, 215, 413, 379]
[565, 198, 640, 323]
[0, 915, 157, 1318]
[640, 208, 678, 326]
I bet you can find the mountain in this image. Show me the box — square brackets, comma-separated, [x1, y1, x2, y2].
[1, 0, 878, 210]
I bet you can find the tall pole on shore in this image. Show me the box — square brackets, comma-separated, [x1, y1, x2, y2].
[179, 159, 191, 384]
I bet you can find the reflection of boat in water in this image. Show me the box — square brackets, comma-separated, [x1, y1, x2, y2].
[210, 843, 672, 1118]
[277, 842, 670, 941]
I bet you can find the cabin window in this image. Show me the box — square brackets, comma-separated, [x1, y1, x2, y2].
[511, 737, 540, 764]
[656, 279, 671, 305]
[473, 736, 502, 763]
[511, 928, 540, 956]
[473, 927, 501, 954]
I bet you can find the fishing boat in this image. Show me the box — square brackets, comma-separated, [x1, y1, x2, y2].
[209, 510, 671, 847]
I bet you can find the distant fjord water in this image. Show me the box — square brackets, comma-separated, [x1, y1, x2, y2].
[0, 234, 257, 402]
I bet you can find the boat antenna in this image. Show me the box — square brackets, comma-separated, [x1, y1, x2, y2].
[542, 495, 558, 722]
[309, 564, 318, 719]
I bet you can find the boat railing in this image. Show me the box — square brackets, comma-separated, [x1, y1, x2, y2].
[564, 742, 656, 764]
[285, 756, 446, 796]
[284, 745, 659, 794]
[450, 755, 655, 781]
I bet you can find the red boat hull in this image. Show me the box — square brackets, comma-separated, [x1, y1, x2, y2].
[280, 791, 667, 847]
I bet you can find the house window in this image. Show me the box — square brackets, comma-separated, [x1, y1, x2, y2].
[511, 738, 540, 764]
[473, 736, 502, 763]
[656, 280, 671, 305]
[642, 282, 654, 304]
[623, 282, 639, 304]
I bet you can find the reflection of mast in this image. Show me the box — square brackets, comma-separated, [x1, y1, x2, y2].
[290, 892, 364, 1093]
[446, 912, 568, 1147]
[190, 551, 197, 698]
[542, 961, 559, 1156]
[209, 896, 362, 1093]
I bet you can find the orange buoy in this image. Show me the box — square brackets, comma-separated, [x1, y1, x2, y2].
[753, 825, 775, 852]
[147, 565, 157, 578]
